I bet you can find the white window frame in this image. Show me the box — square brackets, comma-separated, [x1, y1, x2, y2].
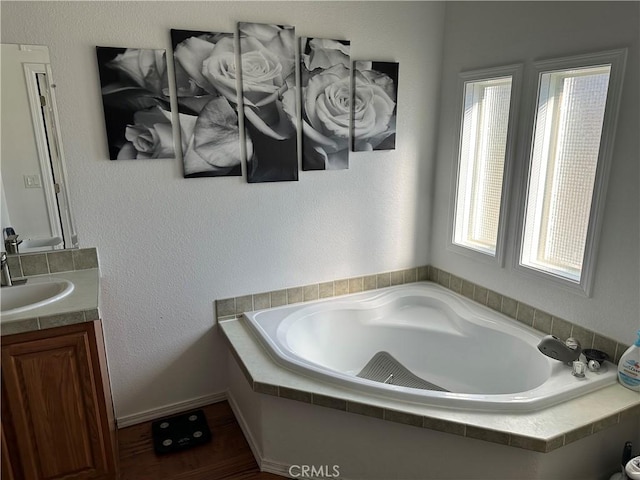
[448, 64, 523, 266]
[514, 49, 627, 296]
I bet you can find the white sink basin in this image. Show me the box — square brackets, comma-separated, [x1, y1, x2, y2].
[1, 279, 74, 316]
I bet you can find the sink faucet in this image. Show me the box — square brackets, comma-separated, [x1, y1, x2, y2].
[537, 335, 582, 364]
[1, 252, 12, 287]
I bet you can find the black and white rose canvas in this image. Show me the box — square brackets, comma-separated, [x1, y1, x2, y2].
[171, 29, 245, 177]
[352, 61, 399, 152]
[238, 22, 298, 183]
[297, 37, 351, 171]
[96, 47, 175, 160]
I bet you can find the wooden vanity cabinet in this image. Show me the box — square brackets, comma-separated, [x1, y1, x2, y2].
[1, 321, 118, 479]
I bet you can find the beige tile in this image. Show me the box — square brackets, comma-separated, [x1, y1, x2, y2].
[72, 248, 98, 270]
[501, 296, 517, 318]
[450, 275, 463, 294]
[422, 417, 465, 436]
[615, 343, 630, 364]
[564, 424, 593, 445]
[84, 309, 100, 321]
[1, 318, 39, 336]
[533, 310, 553, 334]
[544, 436, 566, 453]
[461, 280, 475, 300]
[6, 255, 22, 278]
[312, 394, 347, 411]
[21, 254, 49, 276]
[39, 311, 86, 329]
[334, 279, 349, 296]
[428, 266, 439, 282]
[509, 434, 547, 453]
[516, 302, 534, 326]
[287, 287, 303, 304]
[592, 334, 617, 362]
[466, 426, 510, 445]
[47, 251, 74, 273]
[253, 292, 271, 310]
[403, 268, 417, 284]
[551, 316, 573, 341]
[348, 277, 363, 293]
[254, 382, 279, 396]
[216, 298, 236, 317]
[279, 387, 311, 403]
[571, 324, 594, 349]
[235, 295, 253, 314]
[417, 266, 429, 281]
[363, 275, 377, 291]
[486, 290, 501, 311]
[347, 401, 384, 419]
[437, 270, 450, 288]
[303, 284, 319, 301]
[319, 282, 334, 298]
[473, 286, 488, 305]
[376, 273, 391, 288]
[592, 414, 619, 433]
[270, 290, 288, 307]
[390, 270, 404, 286]
[384, 409, 422, 427]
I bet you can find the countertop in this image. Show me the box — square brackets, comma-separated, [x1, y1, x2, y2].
[220, 317, 640, 453]
[1, 268, 100, 336]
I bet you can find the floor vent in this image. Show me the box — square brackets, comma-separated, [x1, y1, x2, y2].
[356, 351, 448, 392]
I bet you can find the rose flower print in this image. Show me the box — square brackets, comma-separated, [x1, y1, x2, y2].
[96, 47, 176, 160]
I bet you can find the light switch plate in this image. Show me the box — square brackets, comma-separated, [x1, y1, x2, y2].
[24, 174, 42, 188]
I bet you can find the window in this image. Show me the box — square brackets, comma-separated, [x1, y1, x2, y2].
[451, 65, 521, 262]
[518, 50, 627, 294]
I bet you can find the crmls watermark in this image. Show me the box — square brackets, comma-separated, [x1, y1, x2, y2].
[288, 464, 340, 478]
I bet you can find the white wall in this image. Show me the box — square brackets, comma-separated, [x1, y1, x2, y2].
[0, 1, 445, 420]
[430, 2, 639, 344]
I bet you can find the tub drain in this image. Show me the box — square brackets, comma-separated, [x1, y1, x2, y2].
[356, 351, 448, 392]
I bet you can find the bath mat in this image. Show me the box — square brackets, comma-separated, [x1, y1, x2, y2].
[357, 351, 449, 392]
[151, 409, 212, 455]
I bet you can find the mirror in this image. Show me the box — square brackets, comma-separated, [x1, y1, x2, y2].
[1, 44, 78, 253]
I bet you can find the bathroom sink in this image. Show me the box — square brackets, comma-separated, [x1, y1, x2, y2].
[1, 279, 74, 316]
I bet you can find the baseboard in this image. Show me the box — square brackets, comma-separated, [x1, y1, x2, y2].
[116, 391, 227, 428]
[226, 390, 291, 478]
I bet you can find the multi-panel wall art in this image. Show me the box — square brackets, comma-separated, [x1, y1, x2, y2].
[238, 22, 298, 183]
[96, 47, 175, 160]
[171, 29, 242, 178]
[96, 23, 399, 181]
[352, 61, 399, 152]
[300, 37, 351, 170]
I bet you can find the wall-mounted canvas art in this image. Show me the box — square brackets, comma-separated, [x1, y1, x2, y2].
[96, 47, 175, 160]
[238, 22, 298, 183]
[352, 61, 399, 152]
[299, 37, 351, 170]
[171, 29, 243, 178]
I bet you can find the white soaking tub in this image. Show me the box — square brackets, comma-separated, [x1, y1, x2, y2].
[243, 282, 617, 412]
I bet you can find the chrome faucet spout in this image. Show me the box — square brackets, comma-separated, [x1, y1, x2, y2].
[1, 252, 12, 287]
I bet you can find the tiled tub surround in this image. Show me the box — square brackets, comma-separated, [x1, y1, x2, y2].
[222, 319, 639, 479]
[216, 265, 630, 366]
[1, 248, 100, 335]
[217, 266, 639, 477]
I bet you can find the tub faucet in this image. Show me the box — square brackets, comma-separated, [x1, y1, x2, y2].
[1, 252, 12, 287]
[537, 335, 582, 364]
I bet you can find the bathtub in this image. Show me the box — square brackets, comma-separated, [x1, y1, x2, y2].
[243, 282, 617, 412]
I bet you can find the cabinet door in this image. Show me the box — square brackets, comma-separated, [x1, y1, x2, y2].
[1, 322, 116, 479]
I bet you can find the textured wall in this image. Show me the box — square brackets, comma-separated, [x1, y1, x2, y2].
[0, 1, 444, 420]
[430, 1, 639, 344]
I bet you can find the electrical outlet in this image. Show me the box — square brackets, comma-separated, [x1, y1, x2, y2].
[24, 174, 42, 188]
